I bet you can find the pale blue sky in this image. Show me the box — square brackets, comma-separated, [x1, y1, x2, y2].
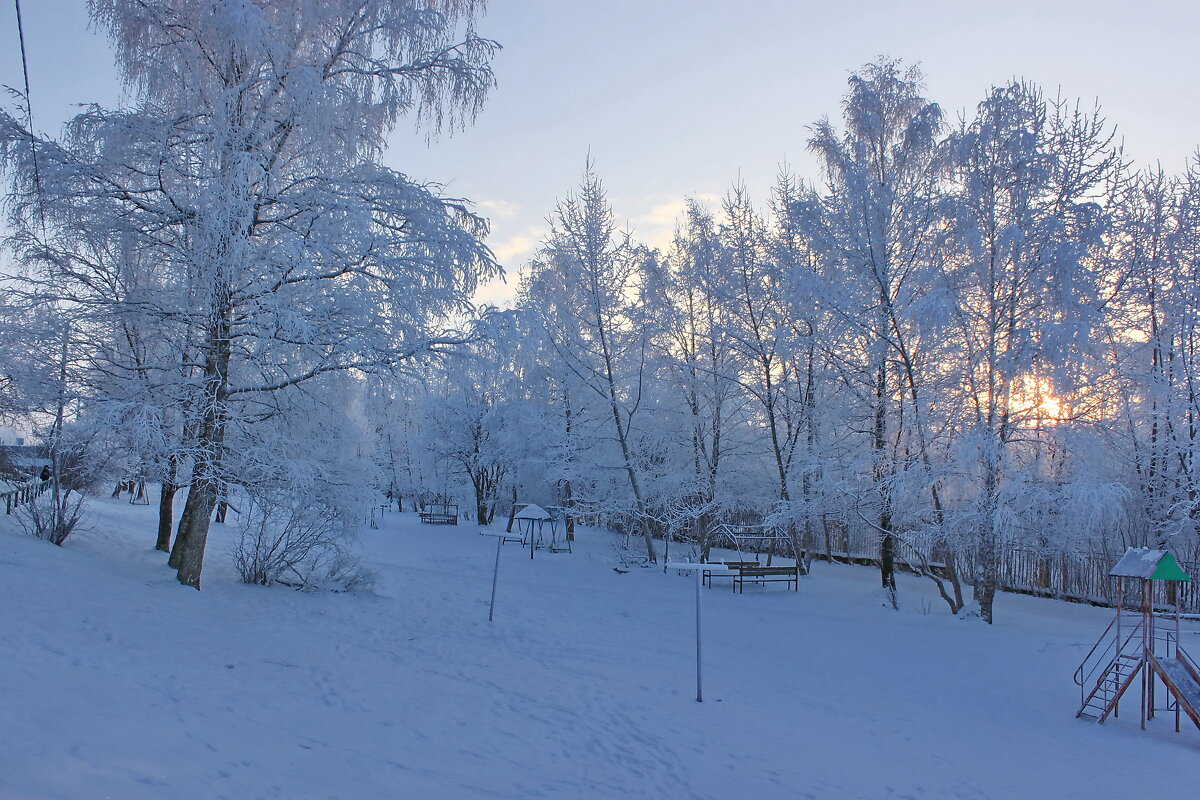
[3, 1, 1198, 304]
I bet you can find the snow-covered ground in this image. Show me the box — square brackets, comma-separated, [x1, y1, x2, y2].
[2, 494, 1197, 800]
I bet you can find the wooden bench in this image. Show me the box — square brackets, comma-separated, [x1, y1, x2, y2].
[702, 560, 802, 592]
[419, 503, 459, 525]
[734, 563, 800, 592]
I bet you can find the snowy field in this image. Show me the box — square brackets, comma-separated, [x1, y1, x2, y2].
[2, 494, 1197, 800]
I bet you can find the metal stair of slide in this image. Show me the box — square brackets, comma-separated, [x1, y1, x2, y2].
[1075, 613, 1200, 729]
[1074, 613, 1145, 722]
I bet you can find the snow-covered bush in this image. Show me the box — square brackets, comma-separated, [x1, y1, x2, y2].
[15, 422, 116, 546]
[17, 488, 86, 546]
[232, 491, 375, 592]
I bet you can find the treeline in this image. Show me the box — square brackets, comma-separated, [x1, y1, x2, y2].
[4, 35, 1198, 623]
[390, 61, 1200, 622]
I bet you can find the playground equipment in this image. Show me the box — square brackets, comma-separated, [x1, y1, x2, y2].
[1074, 548, 1200, 733]
[418, 502, 459, 525]
[514, 503, 567, 558]
[710, 524, 803, 565]
[703, 524, 804, 591]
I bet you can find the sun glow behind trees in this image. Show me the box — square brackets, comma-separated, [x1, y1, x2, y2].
[506, 61, 1199, 623]
[358, 63, 1200, 621]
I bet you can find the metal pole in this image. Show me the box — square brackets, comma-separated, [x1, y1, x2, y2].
[1149, 580, 1156, 719]
[1141, 580, 1148, 730]
[695, 567, 703, 702]
[1175, 585, 1182, 658]
[1116, 578, 1122, 653]
[489, 535, 503, 622]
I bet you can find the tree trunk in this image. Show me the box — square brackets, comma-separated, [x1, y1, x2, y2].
[475, 480, 488, 526]
[562, 479, 575, 541]
[562, 386, 576, 541]
[155, 476, 177, 552]
[505, 484, 518, 533]
[215, 495, 228, 524]
[170, 301, 232, 589]
[606, 396, 656, 563]
[976, 459, 1001, 624]
[945, 552, 965, 611]
[173, 470, 221, 588]
[977, 545, 998, 624]
[873, 355, 896, 599]
[595, 384, 656, 561]
[880, 521, 897, 593]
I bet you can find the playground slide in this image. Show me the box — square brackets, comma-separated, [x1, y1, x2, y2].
[1150, 653, 1200, 731]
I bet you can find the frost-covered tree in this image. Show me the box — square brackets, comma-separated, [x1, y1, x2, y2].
[788, 59, 946, 606]
[0, 0, 500, 587]
[718, 185, 804, 510]
[657, 200, 750, 558]
[6, 308, 94, 545]
[521, 310, 595, 539]
[365, 377, 431, 513]
[0, 294, 29, 421]
[227, 371, 376, 590]
[941, 82, 1123, 622]
[766, 172, 825, 552]
[429, 320, 530, 526]
[523, 164, 660, 563]
[1102, 162, 1200, 561]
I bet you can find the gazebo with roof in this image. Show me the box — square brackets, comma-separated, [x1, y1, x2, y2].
[514, 503, 567, 559]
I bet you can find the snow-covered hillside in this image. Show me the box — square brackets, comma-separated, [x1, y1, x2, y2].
[2, 495, 1196, 800]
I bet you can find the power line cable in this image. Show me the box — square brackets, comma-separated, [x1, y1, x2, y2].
[13, 0, 48, 243]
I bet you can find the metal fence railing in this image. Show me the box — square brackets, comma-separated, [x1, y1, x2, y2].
[603, 505, 1200, 613]
[2, 479, 52, 515]
[811, 517, 1200, 613]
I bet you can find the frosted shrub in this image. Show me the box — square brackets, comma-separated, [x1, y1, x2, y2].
[17, 488, 86, 546]
[301, 549, 377, 594]
[16, 429, 109, 546]
[232, 494, 374, 592]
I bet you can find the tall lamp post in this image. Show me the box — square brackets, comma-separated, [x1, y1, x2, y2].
[666, 561, 734, 702]
[481, 530, 522, 621]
